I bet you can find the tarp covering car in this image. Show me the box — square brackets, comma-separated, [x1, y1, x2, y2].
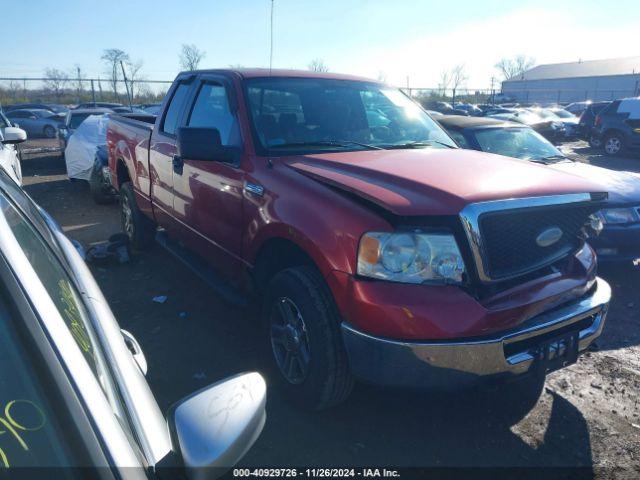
[64, 114, 107, 181]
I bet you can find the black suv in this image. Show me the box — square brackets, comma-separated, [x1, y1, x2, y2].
[578, 101, 610, 147]
[591, 98, 640, 155]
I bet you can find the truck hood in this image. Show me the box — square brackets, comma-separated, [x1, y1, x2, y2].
[550, 161, 640, 206]
[284, 148, 604, 216]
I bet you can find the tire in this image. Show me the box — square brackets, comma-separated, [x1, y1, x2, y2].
[89, 168, 115, 205]
[603, 132, 624, 156]
[43, 125, 56, 139]
[588, 135, 602, 149]
[263, 265, 353, 410]
[119, 182, 156, 249]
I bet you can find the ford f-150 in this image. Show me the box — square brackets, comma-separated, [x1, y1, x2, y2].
[108, 69, 611, 410]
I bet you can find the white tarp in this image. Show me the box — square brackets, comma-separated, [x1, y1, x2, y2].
[64, 114, 108, 181]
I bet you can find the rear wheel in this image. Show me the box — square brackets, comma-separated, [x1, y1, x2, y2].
[43, 125, 56, 139]
[603, 132, 624, 156]
[89, 168, 114, 204]
[119, 182, 156, 249]
[263, 266, 353, 410]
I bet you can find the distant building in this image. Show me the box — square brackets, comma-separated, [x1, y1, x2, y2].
[501, 56, 640, 104]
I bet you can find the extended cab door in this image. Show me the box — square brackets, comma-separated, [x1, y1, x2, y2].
[149, 77, 194, 234]
[171, 74, 247, 283]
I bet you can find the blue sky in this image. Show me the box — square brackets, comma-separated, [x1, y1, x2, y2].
[3, 0, 638, 88]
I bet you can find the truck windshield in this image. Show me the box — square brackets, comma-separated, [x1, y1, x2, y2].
[245, 78, 456, 155]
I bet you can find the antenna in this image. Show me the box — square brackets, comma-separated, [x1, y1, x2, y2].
[269, 0, 274, 74]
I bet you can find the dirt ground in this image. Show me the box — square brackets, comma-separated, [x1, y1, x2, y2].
[20, 139, 640, 478]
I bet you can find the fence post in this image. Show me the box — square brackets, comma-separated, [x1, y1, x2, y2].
[91, 79, 96, 104]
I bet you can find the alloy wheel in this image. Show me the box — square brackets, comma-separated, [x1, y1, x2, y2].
[605, 137, 621, 155]
[270, 297, 311, 385]
[121, 195, 134, 240]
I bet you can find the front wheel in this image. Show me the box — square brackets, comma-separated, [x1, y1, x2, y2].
[263, 266, 353, 410]
[43, 125, 56, 139]
[119, 182, 156, 249]
[603, 133, 624, 156]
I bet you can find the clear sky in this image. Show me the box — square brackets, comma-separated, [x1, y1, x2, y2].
[2, 0, 638, 88]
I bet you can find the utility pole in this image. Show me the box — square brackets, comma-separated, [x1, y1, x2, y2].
[91, 79, 96, 104]
[76, 66, 82, 103]
[120, 61, 134, 111]
[490, 76, 496, 104]
[269, 0, 274, 73]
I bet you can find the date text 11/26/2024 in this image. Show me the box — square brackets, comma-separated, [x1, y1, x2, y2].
[233, 469, 401, 478]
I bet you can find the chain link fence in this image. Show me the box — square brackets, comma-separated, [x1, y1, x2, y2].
[0, 77, 173, 108]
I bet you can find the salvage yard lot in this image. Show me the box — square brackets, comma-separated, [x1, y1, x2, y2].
[22, 139, 640, 475]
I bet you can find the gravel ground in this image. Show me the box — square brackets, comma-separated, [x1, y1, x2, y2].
[20, 139, 640, 478]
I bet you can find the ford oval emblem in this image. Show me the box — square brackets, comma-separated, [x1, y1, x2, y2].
[536, 226, 563, 247]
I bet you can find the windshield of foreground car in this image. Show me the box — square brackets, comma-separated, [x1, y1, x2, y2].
[245, 78, 457, 154]
[473, 127, 566, 162]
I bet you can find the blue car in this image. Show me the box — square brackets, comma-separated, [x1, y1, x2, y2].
[436, 114, 640, 264]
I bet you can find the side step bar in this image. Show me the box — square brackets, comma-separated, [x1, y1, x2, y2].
[155, 231, 248, 307]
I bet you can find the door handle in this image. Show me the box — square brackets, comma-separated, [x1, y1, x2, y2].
[172, 154, 183, 175]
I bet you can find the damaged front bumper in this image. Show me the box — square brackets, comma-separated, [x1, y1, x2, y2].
[342, 277, 611, 389]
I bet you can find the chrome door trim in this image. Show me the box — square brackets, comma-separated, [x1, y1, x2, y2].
[459, 193, 593, 283]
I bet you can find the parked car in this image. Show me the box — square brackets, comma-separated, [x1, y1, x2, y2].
[488, 109, 565, 142]
[107, 69, 611, 411]
[5, 109, 64, 138]
[75, 102, 122, 109]
[453, 103, 483, 116]
[530, 107, 580, 139]
[591, 97, 640, 156]
[2, 103, 68, 114]
[142, 103, 162, 115]
[565, 101, 592, 117]
[0, 166, 265, 476]
[437, 114, 640, 262]
[578, 101, 611, 147]
[0, 111, 26, 185]
[58, 108, 112, 151]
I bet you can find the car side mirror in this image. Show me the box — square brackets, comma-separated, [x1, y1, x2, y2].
[167, 372, 266, 480]
[1, 127, 27, 144]
[176, 127, 239, 164]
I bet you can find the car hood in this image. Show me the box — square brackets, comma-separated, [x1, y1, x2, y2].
[284, 148, 604, 216]
[550, 161, 640, 205]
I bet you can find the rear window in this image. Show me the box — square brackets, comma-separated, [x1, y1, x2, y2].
[69, 113, 92, 129]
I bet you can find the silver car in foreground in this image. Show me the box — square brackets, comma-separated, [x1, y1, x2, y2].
[0, 169, 265, 479]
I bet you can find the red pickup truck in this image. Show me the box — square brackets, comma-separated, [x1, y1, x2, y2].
[108, 69, 611, 410]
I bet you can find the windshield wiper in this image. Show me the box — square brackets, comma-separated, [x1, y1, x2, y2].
[530, 154, 569, 164]
[267, 140, 383, 151]
[378, 140, 456, 150]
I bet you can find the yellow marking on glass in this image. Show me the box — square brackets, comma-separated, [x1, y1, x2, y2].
[0, 447, 8, 468]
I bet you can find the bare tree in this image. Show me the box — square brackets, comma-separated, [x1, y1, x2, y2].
[44, 68, 68, 100]
[8, 81, 22, 101]
[438, 70, 452, 96]
[180, 44, 206, 71]
[126, 59, 145, 100]
[101, 48, 130, 99]
[450, 64, 468, 104]
[308, 58, 329, 72]
[495, 55, 535, 80]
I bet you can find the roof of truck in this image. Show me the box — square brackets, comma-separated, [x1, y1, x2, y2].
[181, 68, 381, 83]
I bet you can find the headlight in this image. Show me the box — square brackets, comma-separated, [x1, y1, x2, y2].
[597, 208, 640, 224]
[357, 231, 466, 284]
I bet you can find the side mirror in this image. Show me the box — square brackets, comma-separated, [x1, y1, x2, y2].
[1, 127, 27, 144]
[167, 372, 266, 480]
[177, 127, 239, 163]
